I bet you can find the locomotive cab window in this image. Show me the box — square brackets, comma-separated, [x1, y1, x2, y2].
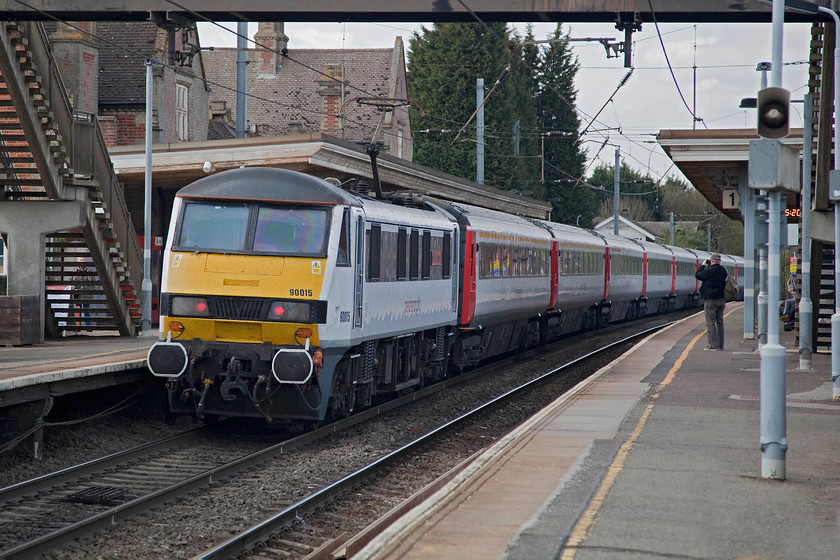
[336, 208, 351, 266]
[178, 203, 249, 251]
[175, 201, 329, 256]
[254, 207, 328, 254]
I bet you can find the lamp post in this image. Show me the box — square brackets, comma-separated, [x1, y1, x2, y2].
[613, 148, 620, 235]
[235, 22, 247, 139]
[142, 58, 163, 336]
[800, 93, 813, 370]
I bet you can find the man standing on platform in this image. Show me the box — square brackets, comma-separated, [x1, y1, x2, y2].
[695, 253, 728, 350]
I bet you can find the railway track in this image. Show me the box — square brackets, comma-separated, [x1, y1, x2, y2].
[0, 426, 273, 559]
[1, 315, 684, 559]
[194, 322, 673, 560]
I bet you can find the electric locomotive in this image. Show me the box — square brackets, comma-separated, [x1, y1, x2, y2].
[148, 167, 460, 422]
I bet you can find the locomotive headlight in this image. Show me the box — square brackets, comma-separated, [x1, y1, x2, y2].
[172, 296, 210, 317]
[268, 301, 311, 322]
[271, 348, 313, 384]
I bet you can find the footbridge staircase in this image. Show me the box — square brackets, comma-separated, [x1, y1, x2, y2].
[0, 21, 141, 337]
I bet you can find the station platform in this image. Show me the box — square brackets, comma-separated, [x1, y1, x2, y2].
[355, 305, 840, 560]
[0, 333, 154, 408]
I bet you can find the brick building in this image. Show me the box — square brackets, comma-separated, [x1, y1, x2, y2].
[202, 23, 412, 160]
[49, 21, 210, 147]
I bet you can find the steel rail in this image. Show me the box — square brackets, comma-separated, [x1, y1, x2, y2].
[0, 427, 206, 503]
[195, 322, 672, 560]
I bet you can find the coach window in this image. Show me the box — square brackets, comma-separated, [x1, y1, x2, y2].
[442, 232, 451, 279]
[421, 231, 432, 279]
[368, 224, 381, 281]
[409, 229, 419, 280]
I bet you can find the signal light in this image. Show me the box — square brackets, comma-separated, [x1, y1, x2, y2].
[756, 87, 790, 139]
[195, 301, 208, 314]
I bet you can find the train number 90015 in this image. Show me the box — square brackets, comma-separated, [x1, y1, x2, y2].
[290, 288, 314, 297]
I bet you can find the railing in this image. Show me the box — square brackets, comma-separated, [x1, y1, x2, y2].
[26, 22, 142, 307]
[89, 113, 143, 296]
[26, 21, 73, 197]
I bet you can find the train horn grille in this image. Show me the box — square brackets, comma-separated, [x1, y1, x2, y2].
[213, 297, 269, 320]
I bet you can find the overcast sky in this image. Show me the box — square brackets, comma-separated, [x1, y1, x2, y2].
[197, 20, 812, 185]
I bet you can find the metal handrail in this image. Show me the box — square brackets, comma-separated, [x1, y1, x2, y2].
[27, 22, 142, 316]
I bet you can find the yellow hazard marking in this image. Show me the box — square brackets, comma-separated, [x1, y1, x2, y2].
[561, 306, 741, 558]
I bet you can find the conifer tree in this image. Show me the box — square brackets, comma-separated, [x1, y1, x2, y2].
[534, 24, 592, 225]
[407, 23, 539, 191]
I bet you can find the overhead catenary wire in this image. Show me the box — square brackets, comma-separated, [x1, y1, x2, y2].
[450, 65, 510, 145]
[647, 0, 707, 129]
[163, 0, 384, 100]
[36, 0, 698, 189]
[453, 0, 679, 186]
[10, 0, 391, 140]
[575, 69, 634, 143]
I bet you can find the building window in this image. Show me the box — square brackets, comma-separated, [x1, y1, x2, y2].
[176, 84, 189, 141]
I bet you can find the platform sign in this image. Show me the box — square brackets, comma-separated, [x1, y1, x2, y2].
[722, 188, 740, 210]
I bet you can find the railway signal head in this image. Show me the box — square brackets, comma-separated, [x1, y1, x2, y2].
[756, 87, 790, 139]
